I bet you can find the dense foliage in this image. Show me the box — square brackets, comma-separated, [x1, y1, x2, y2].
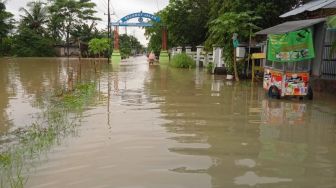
[88, 38, 109, 58]
[119, 34, 144, 59]
[0, 1, 102, 57]
[12, 1, 55, 56]
[0, 0, 311, 58]
[170, 53, 196, 69]
[145, 0, 309, 76]
[145, 0, 209, 53]
[0, 1, 14, 56]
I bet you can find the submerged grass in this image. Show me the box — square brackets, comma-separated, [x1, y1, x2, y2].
[0, 82, 97, 188]
[170, 53, 196, 69]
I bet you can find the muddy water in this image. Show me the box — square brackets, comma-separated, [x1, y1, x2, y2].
[1, 56, 336, 188]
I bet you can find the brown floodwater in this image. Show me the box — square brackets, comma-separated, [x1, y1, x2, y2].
[0, 56, 336, 188]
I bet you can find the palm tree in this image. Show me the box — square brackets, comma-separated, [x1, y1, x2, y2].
[49, 0, 100, 57]
[19, 1, 49, 34]
[0, 0, 14, 56]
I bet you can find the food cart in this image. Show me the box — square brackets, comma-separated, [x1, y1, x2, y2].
[263, 29, 314, 100]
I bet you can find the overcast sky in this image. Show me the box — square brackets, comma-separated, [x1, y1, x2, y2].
[5, 0, 169, 46]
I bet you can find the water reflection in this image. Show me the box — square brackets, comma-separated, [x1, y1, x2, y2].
[0, 58, 106, 135]
[261, 100, 307, 126]
[1, 57, 335, 188]
[0, 57, 106, 187]
[145, 66, 336, 187]
[0, 60, 13, 138]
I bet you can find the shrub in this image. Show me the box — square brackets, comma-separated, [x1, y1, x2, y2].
[207, 62, 213, 73]
[171, 53, 196, 68]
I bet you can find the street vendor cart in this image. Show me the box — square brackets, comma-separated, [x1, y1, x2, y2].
[263, 29, 314, 100]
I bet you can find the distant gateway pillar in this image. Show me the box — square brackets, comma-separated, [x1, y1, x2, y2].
[112, 26, 121, 63]
[111, 11, 168, 63]
[159, 26, 169, 63]
[162, 27, 167, 51]
[114, 26, 119, 50]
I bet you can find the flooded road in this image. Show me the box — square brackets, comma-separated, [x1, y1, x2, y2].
[0, 56, 336, 188]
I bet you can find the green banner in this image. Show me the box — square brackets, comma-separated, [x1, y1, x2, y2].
[327, 15, 336, 29]
[267, 29, 315, 62]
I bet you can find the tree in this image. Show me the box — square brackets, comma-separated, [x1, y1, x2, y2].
[205, 0, 308, 78]
[145, 0, 210, 53]
[0, 1, 14, 56]
[206, 11, 260, 80]
[146, 0, 307, 54]
[19, 1, 48, 34]
[145, 11, 167, 55]
[13, 27, 55, 57]
[88, 38, 109, 58]
[208, 0, 307, 30]
[14, 1, 55, 57]
[118, 34, 144, 59]
[71, 22, 105, 57]
[48, 0, 100, 56]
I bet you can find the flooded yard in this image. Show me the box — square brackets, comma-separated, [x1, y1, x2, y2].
[0, 56, 336, 188]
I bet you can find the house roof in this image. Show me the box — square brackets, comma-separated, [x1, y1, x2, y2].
[255, 18, 326, 35]
[280, 0, 336, 18]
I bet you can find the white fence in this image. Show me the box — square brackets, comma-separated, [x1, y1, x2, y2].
[171, 46, 223, 73]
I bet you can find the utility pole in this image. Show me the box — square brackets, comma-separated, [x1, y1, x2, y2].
[107, 0, 111, 63]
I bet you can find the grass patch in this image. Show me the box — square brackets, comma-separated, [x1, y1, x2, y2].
[0, 82, 97, 188]
[170, 53, 196, 69]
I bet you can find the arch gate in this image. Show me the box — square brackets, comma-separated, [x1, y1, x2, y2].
[111, 11, 168, 62]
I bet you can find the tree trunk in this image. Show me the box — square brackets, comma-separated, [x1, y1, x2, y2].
[66, 27, 70, 58]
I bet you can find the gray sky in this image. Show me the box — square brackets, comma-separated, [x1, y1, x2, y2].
[5, 0, 169, 46]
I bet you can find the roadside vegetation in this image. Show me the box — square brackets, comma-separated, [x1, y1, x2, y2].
[170, 53, 195, 69]
[0, 0, 144, 58]
[145, 0, 309, 74]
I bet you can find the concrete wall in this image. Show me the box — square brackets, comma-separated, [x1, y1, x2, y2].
[312, 23, 325, 77]
[311, 78, 336, 93]
[55, 47, 80, 57]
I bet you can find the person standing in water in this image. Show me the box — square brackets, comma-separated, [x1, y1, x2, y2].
[148, 51, 156, 65]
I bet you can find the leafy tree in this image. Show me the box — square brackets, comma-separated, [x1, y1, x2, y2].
[71, 22, 105, 57]
[165, 0, 209, 47]
[207, 11, 260, 80]
[119, 34, 144, 59]
[13, 27, 55, 57]
[0, 0, 14, 56]
[145, 0, 209, 53]
[145, 11, 167, 55]
[19, 1, 48, 34]
[14, 1, 55, 57]
[208, 0, 307, 30]
[146, 0, 307, 57]
[48, 0, 100, 53]
[88, 38, 109, 58]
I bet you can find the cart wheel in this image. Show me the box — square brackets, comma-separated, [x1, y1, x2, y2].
[268, 86, 280, 99]
[307, 86, 313, 100]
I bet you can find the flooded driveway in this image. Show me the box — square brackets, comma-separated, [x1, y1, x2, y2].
[1, 56, 336, 188]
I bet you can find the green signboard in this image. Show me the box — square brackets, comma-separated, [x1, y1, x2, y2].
[267, 29, 315, 63]
[327, 15, 336, 29]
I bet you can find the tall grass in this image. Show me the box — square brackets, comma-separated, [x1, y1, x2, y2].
[170, 53, 196, 69]
[0, 82, 97, 188]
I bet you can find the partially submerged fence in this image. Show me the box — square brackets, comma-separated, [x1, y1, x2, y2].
[171, 46, 224, 73]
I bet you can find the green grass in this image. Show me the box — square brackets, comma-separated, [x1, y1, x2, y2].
[170, 53, 196, 69]
[0, 82, 97, 188]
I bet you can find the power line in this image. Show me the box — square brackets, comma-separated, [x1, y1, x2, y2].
[99, 0, 109, 10]
[110, 3, 120, 20]
[155, 0, 160, 12]
[96, 5, 106, 14]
